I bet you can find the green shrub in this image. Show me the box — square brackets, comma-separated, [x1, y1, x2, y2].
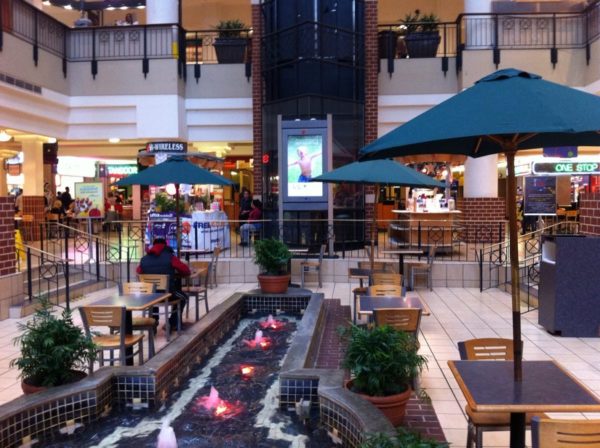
[361, 428, 449, 448]
[341, 324, 427, 396]
[11, 295, 96, 387]
[253, 238, 292, 275]
[216, 19, 246, 38]
[402, 10, 439, 34]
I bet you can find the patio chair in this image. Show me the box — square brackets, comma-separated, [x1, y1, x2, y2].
[183, 260, 210, 322]
[79, 305, 144, 370]
[368, 284, 403, 297]
[352, 286, 367, 324]
[138, 274, 181, 336]
[301, 244, 325, 288]
[532, 416, 600, 448]
[121, 282, 157, 358]
[458, 338, 547, 448]
[408, 245, 436, 290]
[373, 308, 422, 341]
[207, 247, 221, 289]
[371, 272, 402, 286]
[45, 213, 60, 239]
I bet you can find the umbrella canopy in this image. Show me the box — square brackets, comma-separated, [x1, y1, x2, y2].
[312, 159, 445, 188]
[312, 160, 444, 268]
[116, 156, 233, 256]
[115, 156, 233, 187]
[358, 68, 600, 387]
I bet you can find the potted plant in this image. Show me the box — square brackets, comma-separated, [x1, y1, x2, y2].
[342, 324, 427, 426]
[253, 238, 292, 294]
[10, 295, 96, 394]
[402, 10, 440, 58]
[360, 428, 448, 448]
[213, 19, 248, 64]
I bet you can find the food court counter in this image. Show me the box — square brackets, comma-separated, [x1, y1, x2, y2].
[389, 210, 462, 250]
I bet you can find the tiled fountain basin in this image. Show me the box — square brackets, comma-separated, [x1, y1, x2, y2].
[0, 289, 395, 448]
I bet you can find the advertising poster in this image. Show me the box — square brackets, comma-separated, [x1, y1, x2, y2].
[74, 182, 104, 218]
[286, 134, 324, 198]
[524, 176, 557, 216]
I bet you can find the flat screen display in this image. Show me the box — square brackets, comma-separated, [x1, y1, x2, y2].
[286, 134, 324, 198]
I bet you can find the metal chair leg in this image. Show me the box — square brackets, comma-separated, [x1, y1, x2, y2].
[318, 268, 322, 288]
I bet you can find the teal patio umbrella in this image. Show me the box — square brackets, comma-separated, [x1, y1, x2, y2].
[312, 159, 444, 269]
[359, 69, 600, 382]
[116, 156, 233, 256]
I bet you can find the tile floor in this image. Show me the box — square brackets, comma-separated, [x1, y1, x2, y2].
[1, 281, 600, 448]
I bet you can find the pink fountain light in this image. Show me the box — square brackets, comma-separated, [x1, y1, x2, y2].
[193, 386, 243, 419]
[243, 329, 271, 350]
[259, 314, 286, 330]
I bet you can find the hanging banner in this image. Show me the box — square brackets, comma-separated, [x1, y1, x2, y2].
[74, 182, 104, 218]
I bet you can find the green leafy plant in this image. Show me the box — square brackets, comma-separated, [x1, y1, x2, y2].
[360, 428, 449, 448]
[153, 192, 188, 214]
[215, 19, 246, 38]
[341, 324, 427, 397]
[402, 10, 439, 34]
[11, 295, 97, 388]
[253, 238, 292, 275]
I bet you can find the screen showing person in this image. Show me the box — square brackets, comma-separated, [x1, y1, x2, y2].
[287, 135, 324, 197]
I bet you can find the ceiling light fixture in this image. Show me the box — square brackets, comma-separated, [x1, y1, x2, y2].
[47, 137, 57, 144]
[0, 130, 12, 142]
[63, 4, 72, 9]
[42, 0, 51, 5]
[108, 137, 120, 144]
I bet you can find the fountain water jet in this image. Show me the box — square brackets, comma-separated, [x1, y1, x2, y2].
[260, 314, 286, 330]
[156, 420, 177, 448]
[243, 329, 271, 349]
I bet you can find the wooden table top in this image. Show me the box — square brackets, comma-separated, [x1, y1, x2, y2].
[382, 249, 425, 256]
[93, 292, 170, 311]
[448, 360, 600, 413]
[359, 294, 428, 315]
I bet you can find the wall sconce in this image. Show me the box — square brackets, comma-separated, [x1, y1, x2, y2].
[0, 130, 12, 142]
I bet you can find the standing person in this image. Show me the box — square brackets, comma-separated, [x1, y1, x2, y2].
[136, 238, 190, 331]
[61, 186, 72, 213]
[240, 199, 262, 246]
[238, 188, 252, 224]
[14, 188, 23, 214]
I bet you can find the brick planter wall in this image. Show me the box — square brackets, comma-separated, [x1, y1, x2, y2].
[457, 197, 506, 243]
[0, 197, 15, 276]
[579, 192, 600, 235]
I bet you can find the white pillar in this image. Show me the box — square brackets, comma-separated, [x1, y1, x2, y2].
[146, 0, 178, 24]
[464, 155, 498, 198]
[21, 138, 45, 196]
[464, 0, 494, 48]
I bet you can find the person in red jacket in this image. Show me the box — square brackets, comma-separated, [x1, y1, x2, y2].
[137, 238, 191, 330]
[240, 199, 262, 245]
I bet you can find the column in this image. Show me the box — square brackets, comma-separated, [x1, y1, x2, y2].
[459, 155, 505, 243]
[464, 0, 494, 48]
[20, 138, 46, 240]
[145, 0, 178, 24]
[251, 0, 263, 196]
[363, 0, 378, 242]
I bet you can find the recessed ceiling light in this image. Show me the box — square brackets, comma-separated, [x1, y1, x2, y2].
[106, 6, 116, 10]
[137, 5, 145, 9]
[109, 137, 120, 144]
[63, 4, 72, 9]
[120, 6, 129, 10]
[47, 137, 57, 144]
[0, 130, 11, 142]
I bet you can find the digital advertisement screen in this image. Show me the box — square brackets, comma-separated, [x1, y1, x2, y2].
[286, 135, 324, 198]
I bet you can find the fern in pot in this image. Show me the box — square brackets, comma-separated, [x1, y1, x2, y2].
[253, 238, 292, 294]
[11, 295, 96, 394]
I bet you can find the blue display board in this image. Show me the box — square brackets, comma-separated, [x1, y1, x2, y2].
[524, 176, 557, 216]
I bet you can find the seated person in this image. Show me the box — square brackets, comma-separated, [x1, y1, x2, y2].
[136, 238, 190, 331]
[240, 199, 262, 245]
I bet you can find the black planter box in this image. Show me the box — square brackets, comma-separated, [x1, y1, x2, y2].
[404, 31, 441, 58]
[214, 37, 248, 64]
[378, 30, 399, 60]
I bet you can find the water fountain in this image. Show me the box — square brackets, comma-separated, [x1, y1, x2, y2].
[259, 314, 286, 330]
[156, 420, 177, 448]
[194, 386, 243, 419]
[243, 329, 271, 349]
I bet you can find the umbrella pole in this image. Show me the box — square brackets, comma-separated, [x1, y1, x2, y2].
[505, 150, 523, 381]
[175, 183, 181, 258]
[370, 185, 379, 271]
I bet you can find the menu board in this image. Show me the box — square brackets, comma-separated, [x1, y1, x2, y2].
[524, 176, 556, 216]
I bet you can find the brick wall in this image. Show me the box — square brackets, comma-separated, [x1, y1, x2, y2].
[364, 0, 378, 239]
[22, 196, 45, 241]
[251, 3, 263, 196]
[0, 197, 16, 276]
[579, 192, 600, 235]
[457, 197, 506, 243]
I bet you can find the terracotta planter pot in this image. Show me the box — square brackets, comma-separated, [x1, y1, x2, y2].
[22, 370, 88, 395]
[257, 274, 290, 294]
[345, 379, 412, 426]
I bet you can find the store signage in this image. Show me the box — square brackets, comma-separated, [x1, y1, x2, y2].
[514, 163, 531, 176]
[524, 176, 556, 216]
[146, 142, 188, 153]
[106, 165, 137, 176]
[543, 146, 577, 158]
[533, 162, 600, 175]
